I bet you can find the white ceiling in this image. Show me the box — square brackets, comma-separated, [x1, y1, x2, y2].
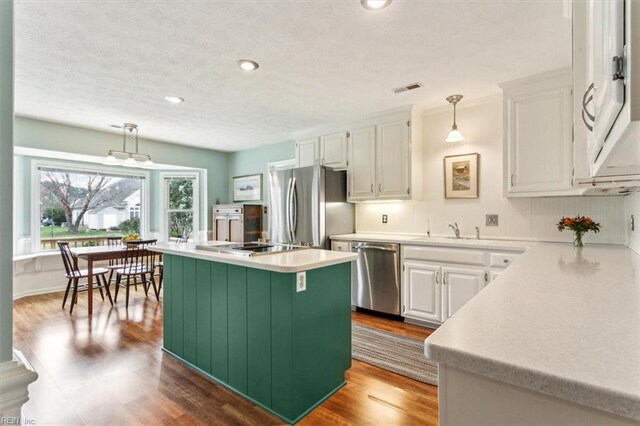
[15, 0, 571, 152]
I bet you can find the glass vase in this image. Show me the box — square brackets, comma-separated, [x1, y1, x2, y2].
[573, 232, 584, 247]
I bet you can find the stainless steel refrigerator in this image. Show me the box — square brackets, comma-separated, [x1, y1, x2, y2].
[268, 166, 354, 248]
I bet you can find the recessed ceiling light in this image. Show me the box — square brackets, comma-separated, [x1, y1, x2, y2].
[237, 59, 259, 71]
[361, 0, 392, 10]
[165, 96, 184, 104]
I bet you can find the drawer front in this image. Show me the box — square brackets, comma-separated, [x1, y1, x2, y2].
[332, 241, 351, 252]
[403, 245, 486, 266]
[213, 206, 243, 214]
[490, 252, 520, 268]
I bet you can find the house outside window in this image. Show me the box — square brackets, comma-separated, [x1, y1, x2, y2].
[37, 165, 147, 250]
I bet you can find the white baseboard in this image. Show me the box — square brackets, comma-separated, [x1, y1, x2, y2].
[13, 285, 67, 300]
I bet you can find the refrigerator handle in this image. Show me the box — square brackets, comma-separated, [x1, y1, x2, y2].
[291, 177, 298, 239]
[285, 177, 293, 243]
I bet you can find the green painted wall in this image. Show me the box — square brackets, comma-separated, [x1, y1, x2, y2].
[227, 140, 294, 229]
[0, 0, 14, 362]
[13, 116, 230, 240]
[15, 116, 229, 206]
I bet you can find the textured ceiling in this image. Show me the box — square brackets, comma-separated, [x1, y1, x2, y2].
[15, 0, 571, 152]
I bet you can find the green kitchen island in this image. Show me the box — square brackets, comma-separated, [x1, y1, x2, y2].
[150, 242, 357, 424]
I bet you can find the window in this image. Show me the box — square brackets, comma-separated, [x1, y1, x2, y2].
[163, 174, 199, 241]
[129, 203, 141, 219]
[37, 166, 146, 250]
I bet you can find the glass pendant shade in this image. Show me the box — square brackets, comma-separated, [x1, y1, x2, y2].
[123, 156, 138, 167]
[446, 128, 465, 143]
[141, 159, 155, 169]
[103, 154, 119, 165]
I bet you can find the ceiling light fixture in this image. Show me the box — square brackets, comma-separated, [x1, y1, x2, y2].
[445, 95, 465, 143]
[361, 0, 392, 10]
[237, 59, 259, 71]
[164, 96, 184, 104]
[103, 123, 155, 168]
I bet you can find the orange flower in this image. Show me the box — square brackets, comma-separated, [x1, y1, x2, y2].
[563, 218, 574, 226]
[583, 217, 593, 225]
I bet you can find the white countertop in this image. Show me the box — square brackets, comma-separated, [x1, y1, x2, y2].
[331, 232, 529, 252]
[149, 242, 357, 273]
[332, 233, 640, 421]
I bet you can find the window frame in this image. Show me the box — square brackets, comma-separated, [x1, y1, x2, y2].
[32, 160, 150, 253]
[159, 171, 200, 242]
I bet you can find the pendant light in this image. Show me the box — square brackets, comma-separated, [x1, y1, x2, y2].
[103, 123, 155, 168]
[445, 95, 465, 143]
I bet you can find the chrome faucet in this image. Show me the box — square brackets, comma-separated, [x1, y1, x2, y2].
[448, 223, 460, 239]
[475, 226, 480, 240]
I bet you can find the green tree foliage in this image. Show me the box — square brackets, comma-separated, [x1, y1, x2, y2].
[118, 217, 140, 234]
[42, 207, 66, 226]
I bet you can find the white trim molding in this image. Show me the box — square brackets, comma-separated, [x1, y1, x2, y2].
[0, 349, 38, 419]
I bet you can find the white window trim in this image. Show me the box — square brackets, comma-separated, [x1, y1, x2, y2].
[159, 171, 200, 243]
[32, 160, 150, 253]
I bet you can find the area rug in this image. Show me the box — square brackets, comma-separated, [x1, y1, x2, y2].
[352, 323, 438, 386]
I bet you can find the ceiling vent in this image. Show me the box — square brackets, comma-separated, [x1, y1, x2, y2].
[392, 82, 423, 94]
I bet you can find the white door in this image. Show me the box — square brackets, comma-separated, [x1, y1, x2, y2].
[228, 214, 244, 243]
[320, 132, 348, 169]
[376, 120, 410, 199]
[295, 137, 319, 168]
[347, 126, 376, 201]
[214, 215, 229, 241]
[403, 261, 442, 323]
[505, 74, 573, 193]
[586, 0, 625, 162]
[442, 266, 486, 320]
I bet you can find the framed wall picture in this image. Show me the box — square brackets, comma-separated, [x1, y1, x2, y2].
[233, 174, 262, 202]
[444, 153, 479, 199]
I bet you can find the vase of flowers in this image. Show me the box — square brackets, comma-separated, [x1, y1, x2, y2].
[556, 215, 601, 247]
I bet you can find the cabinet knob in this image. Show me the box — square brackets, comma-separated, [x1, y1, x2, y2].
[503, 259, 509, 263]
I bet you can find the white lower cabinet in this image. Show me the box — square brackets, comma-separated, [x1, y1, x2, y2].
[403, 261, 442, 323]
[442, 266, 486, 320]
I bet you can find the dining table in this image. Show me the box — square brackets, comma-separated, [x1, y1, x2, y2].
[71, 245, 156, 315]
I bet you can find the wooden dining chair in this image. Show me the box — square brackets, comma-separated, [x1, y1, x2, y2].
[113, 239, 159, 308]
[157, 236, 188, 293]
[57, 241, 113, 314]
[105, 236, 124, 284]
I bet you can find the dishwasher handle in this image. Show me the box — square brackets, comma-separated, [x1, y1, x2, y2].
[352, 243, 399, 252]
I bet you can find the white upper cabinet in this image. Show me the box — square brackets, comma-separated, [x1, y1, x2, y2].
[347, 126, 376, 201]
[500, 70, 575, 197]
[574, 0, 639, 177]
[294, 105, 423, 202]
[320, 132, 348, 169]
[295, 137, 319, 168]
[376, 119, 410, 199]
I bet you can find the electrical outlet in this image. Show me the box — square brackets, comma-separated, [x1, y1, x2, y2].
[263, 206, 268, 215]
[296, 272, 306, 292]
[486, 214, 499, 226]
[382, 214, 388, 224]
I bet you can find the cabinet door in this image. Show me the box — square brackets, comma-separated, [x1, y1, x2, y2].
[347, 126, 376, 201]
[586, 0, 625, 161]
[228, 214, 243, 243]
[442, 266, 486, 320]
[376, 120, 410, 199]
[214, 216, 229, 242]
[505, 75, 573, 194]
[402, 262, 442, 323]
[320, 132, 348, 169]
[295, 137, 319, 168]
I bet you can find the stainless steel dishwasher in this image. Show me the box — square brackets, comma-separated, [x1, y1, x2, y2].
[351, 242, 401, 315]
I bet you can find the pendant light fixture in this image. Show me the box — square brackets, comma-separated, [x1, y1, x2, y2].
[445, 94, 465, 143]
[103, 123, 155, 168]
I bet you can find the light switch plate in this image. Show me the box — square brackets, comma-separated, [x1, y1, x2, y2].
[382, 214, 388, 224]
[486, 214, 499, 226]
[296, 272, 306, 292]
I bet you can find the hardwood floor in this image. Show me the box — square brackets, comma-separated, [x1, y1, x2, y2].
[13, 291, 438, 425]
